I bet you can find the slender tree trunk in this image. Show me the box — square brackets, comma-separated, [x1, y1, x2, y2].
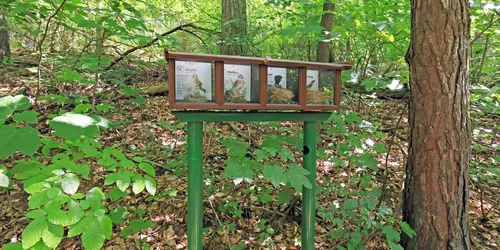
[221, 0, 247, 55]
[316, 1, 334, 63]
[0, 13, 11, 59]
[402, 0, 471, 249]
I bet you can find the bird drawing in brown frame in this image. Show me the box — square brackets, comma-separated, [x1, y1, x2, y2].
[307, 80, 315, 88]
[192, 74, 207, 94]
[231, 73, 245, 94]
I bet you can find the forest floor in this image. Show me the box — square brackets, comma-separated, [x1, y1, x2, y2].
[0, 58, 498, 249]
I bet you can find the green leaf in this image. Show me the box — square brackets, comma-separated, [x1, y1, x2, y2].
[116, 174, 130, 192]
[263, 165, 285, 188]
[26, 209, 47, 219]
[0, 172, 9, 187]
[224, 163, 253, 185]
[68, 216, 91, 237]
[374, 143, 387, 153]
[2, 242, 23, 250]
[82, 220, 105, 250]
[0, 125, 40, 157]
[22, 217, 47, 249]
[13, 110, 38, 124]
[61, 173, 80, 195]
[252, 149, 269, 161]
[279, 148, 295, 162]
[388, 241, 404, 250]
[110, 207, 130, 224]
[0, 95, 30, 111]
[109, 187, 127, 201]
[99, 216, 113, 240]
[132, 178, 146, 194]
[144, 176, 156, 195]
[383, 225, 401, 242]
[42, 223, 63, 249]
[28, 189, 49, 209]
[129, 219, 154, 233]
[277, 191, 290, 203]
[138, 162, 155, 176]
[285, 164, 311, 192]
[398, 221, 416, 238]
[221, 139, 248, 158]
[104, 173, 119, 185]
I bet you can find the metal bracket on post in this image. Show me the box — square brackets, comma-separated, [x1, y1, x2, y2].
[302, 121, 317, 250]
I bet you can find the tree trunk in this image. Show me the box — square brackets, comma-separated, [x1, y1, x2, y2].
[316, 1, 334, 63]
[402, 0, 471, 249]
[221, 0, 247, 55]
[0, 13, 11, 59]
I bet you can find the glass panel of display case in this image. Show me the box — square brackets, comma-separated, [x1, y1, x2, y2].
[175, 61, 215, 102]
[306, 69, 336, 105]
[224, 64, 260, 103]
[267, 67, 299, 104]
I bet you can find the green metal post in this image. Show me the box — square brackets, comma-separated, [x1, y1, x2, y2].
[302, 121, 317, 250]
[187, 122, 203, 250]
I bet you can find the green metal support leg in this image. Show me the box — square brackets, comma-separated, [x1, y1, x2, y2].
[187, 122, 203, 250]
[302, 121, 317, 250]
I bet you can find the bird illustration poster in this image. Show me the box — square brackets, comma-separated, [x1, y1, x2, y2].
[224, 64, 251, 101]
[175, 61, 212, 101]
[306, 70, 319, 90]
[267, 67, 287, 88]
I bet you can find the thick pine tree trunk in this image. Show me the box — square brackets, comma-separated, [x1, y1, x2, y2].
[402, 0, 471, 249]
[0, 13, 10, 59]
[316, 2, 334, 63]
[221, 0, 247, 55]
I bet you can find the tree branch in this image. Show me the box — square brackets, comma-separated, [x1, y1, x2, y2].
[105, 23, 207, 70]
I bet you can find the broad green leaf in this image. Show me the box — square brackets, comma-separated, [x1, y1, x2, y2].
[28, 189, 49, 209]
[263, 165, 285, 188]
[0, 172, 9, 187]
[26, 209, 47, 219]
[46, 209, 67, 226]
[22, 217, 47, 249]
[277, 191, 290, 203]
[104, 173, 119, 185]
[2, 242, 23, 250]
[42, 223, 63, 249]
[0, 125, 40, 157]
[383, 225, 401, 242]
[138, 162, 155, 176]
[285, 164, 311, 192]
[224, 163, 253, 185]
[398, 221, 416, 238]
[0, 95, 30, 111]
[388, 242, 404, 250]
[252, 149, 269, 161]
[13, 110, 38, 124]
[132, 178, 145, 194]
[221, 139, 248, 158]
[82, 220, 105, 250]
[144, 176, 156, 195]
[99, 215, 113, 239]
[109, 188, 127, 201]
[279, 148, 295, 162]
[61, 173, 80, 195]
[68, 216, 91, 237]
[116, 174, 130, 192]
[129, 219, 154, 233]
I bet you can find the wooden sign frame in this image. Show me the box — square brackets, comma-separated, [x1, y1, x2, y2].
[165, 49, 352, 111]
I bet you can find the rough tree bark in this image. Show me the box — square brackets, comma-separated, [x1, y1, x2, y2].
[0, 13, 10, 59]
[316, 1, 334, 63]
[402, 0, 471, 249]
[221, 0, 247, 55]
